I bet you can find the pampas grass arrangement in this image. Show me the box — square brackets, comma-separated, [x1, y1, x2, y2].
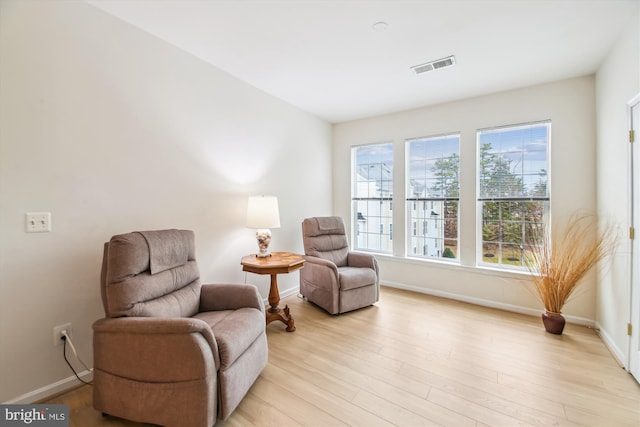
[525, 213, 617, 333]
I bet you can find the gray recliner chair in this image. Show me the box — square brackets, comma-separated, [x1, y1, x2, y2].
[93, 229, 267, 427]
[300, 216, 379, 315]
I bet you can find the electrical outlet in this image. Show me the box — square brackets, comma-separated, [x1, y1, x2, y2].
[53, 323, 72, 346]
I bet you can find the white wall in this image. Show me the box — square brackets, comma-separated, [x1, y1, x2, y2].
[0, 0, 332, 403]
[595, 13, 640, 366]
[333, 76, 599, 321]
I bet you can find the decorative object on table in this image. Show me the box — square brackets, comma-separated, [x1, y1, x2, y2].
[301, 216, 379, 315]
[525, 213, 616, 335]
[246, 195, 280, 257]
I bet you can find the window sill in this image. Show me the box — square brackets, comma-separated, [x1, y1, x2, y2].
[362, 252, 533, 281]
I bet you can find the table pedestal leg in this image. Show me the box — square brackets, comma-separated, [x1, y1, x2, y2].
[266, 273, 296, 332]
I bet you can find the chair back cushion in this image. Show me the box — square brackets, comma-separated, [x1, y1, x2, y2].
[101, 229, 201, 318]
[302, 217, 349, 267]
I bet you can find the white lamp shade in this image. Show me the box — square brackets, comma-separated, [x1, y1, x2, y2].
[246, 196, 281, 229]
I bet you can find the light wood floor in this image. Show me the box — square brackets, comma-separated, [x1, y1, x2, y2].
[43, 286, 640, 427]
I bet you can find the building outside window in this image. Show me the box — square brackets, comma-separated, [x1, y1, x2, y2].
[406, 134, 460, 260]
[477, 121, 550, 269]
[352, 143, 393, 253]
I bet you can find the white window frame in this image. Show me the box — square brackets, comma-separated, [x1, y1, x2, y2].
[406, 133, 460, 262]
[476, 121, 551, 270]
[351, 142, 394, 254]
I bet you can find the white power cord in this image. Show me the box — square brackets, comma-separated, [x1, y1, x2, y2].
[61, 330, 78, 358]
[61, 330, 93, 374]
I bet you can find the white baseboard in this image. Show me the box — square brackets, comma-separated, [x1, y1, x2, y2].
[4, 370, 93, 404]
[594, 321, 628, 369]
[381, 281, 596, 327]
[279, 285, 300, 299]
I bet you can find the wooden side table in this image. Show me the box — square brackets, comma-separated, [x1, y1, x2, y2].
[240, 252, 305, 332]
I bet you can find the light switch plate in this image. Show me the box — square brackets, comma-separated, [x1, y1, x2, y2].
[25, 212, 51, 233]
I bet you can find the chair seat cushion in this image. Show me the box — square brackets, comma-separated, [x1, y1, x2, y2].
[338, 266, 377, 291]
[193, 308, 265, 370]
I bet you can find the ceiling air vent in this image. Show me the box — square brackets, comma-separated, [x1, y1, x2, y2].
[411, 55, 456, 75]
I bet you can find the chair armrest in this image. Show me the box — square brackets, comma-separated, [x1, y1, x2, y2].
[199, 283, 265, 314]
[300, 255, 341, 313]
[301, 255, 340, 290]
[93, 317, 220, 380]
[348, 252, 378, 270]
[303, 255, 339, 274]
[348, 252, 380, 286]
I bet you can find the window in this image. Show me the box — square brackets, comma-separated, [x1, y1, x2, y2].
[352, 143, 393, 253]
[477, 121, 550, 268]
[406, 134, 460, 260]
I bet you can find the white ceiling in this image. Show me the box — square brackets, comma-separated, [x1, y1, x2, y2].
[85, 0, 639, 123]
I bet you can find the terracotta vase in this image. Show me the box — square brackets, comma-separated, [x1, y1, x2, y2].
[541, 311, 565, 335]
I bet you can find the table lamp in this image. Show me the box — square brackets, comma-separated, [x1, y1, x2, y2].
[246, 195, 280, 257]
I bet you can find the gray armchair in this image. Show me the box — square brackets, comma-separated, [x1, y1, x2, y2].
[300, 217, 379, 314]
[93, 229, 267, 427]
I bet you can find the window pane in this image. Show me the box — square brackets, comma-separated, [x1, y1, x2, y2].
[479, 122, 550, 199]
[352, 143, 393, 253]
[406, 134, 460, 261]
[477, 121, 550, 269]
